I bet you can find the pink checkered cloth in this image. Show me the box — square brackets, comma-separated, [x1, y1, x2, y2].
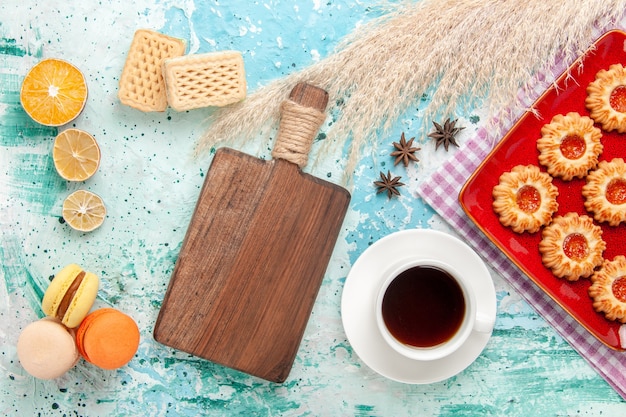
[416, 30, 626, 399]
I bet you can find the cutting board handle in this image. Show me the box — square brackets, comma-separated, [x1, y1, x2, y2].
[271, 83, 329, 167]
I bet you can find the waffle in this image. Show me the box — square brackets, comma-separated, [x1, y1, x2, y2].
[118, 29, 186, 112]
[163, 51, 246, 111]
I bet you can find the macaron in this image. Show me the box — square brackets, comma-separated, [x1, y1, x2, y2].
[42, 263, 99, 328]
[76, 308, 140, 370]
[17, 317, 80, 379]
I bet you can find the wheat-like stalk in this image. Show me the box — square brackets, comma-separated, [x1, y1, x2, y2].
[197, 0, 626, 182]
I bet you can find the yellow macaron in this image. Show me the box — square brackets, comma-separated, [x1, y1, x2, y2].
[42, 263, 99, 328]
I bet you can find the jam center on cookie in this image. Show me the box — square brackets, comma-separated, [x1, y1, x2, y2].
[610, 85, 626, 113]
[516, 185, 541, 213]
[606, 178, 626, 205]
[562, 233, 589, 261]
[612, 276, 626, 303]
[559, 134, 586, 160]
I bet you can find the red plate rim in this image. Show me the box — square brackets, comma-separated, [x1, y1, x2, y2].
[459, 29, 626, 351]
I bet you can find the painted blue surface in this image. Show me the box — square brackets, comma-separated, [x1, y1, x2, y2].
[1, 1, 625, 416]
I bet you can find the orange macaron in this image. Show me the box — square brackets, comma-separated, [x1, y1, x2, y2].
[76, 308, 140, 370]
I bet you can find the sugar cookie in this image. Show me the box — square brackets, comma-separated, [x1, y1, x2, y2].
[537, 112, 603, 180]
[589, 255, 626, 323]
[493, 165, 559, 233]
[539, 212, 605, 281]
[585, 63, 626, 133]
[582, 158, 626, 226]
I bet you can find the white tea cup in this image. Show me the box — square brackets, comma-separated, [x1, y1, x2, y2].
[376, 258, 493, 361]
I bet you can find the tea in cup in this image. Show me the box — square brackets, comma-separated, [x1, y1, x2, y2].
[376, 259, 493, 361]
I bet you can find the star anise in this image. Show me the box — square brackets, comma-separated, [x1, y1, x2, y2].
[428, 118, 464, 151]
[374, 170, 404, 198]
[390, 132, 420, 167]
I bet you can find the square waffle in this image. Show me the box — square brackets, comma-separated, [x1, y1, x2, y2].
[118, 29, 186, 112]
[163, 51, 247, 111]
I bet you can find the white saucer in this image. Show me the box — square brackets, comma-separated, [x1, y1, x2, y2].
[341, 229, 496, 384]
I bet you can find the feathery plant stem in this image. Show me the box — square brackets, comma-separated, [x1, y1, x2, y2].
[197, 0, 626, 185]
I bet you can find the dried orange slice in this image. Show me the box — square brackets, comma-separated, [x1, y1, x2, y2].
[62, 190, 106, 232]
[53, 129, 101, 181]
[20, 58, 88, 126]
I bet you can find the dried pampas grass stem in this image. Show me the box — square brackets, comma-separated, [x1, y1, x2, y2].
[197, 0, 626, 181]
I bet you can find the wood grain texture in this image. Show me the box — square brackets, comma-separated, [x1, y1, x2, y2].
[154, 84, 350, 382]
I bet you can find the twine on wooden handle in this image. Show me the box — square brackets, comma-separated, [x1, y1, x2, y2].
[272, 99, 326, 168]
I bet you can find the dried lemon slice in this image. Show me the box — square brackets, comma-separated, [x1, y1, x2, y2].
[53, 129, 101, 181]
[62, 190, 106, 232]
[20, 58, 88, 126]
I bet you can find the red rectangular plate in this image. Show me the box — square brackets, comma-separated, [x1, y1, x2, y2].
[460, 30, 626, 350]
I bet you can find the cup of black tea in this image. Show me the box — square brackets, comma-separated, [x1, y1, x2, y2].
[376, 259, 492, 361]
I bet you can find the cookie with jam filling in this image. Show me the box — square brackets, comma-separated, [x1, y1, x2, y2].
[582, 158, 626, 226]
[589, 255, 626, 323]
[539, 212, 605, 281]
[586, 63, 626, 133]
[537, 112, 603, 181]
[493, 164, 559, 233]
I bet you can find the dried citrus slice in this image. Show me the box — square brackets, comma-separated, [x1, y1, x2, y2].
[53, 129, 101, 181]
[62, 190, 106, 232]
[20, 58, 88, 126]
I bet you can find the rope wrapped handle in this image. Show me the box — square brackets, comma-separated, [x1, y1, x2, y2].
[271, 83, 329, 168]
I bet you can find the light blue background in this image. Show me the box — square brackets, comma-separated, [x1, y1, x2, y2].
[1, 1, 625, 415]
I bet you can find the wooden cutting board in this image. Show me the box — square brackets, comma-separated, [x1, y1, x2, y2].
[153, 83, 350, 382]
